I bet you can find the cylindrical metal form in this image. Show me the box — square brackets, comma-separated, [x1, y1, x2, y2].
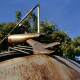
[37, 4, 40, 33]
[8, 33, 41, 44]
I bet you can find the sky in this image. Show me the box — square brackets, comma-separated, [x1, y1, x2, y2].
[0, 0, 80, 38]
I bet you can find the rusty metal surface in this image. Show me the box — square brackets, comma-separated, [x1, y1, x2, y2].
[10, 47, 30, 54]
[0, 55, 80, 80]
[27, 39, 56, 54]
[43, 42, 60, 48]
[0, 51, 18, 57]
[33, 42, 54, 54]
[0, 46, 33, 58]
[8, 33, 44, 44]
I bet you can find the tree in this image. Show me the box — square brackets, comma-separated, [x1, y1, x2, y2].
[26, 11, 37, 33]
[27, 10, 37, 25]
[0, 24, 3, 39]
[70, 36, 80, 62]
[71, 36, 80, 48]
[50, 31, 71, 57]
[40, 20, 58, 34]
[15, 10, 22, 23]
[38, 20, 59, 42]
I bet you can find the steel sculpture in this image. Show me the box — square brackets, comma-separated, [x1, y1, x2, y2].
[0, 4, 60, 56]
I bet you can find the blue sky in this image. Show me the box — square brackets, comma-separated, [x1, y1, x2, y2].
[0, 0, 80, 38]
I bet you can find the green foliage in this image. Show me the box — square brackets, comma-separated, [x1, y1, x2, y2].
[27, 10, 37, 25]
[71, 36, 80, 63]
[27, 11, 37, 33]
[50, 31, 71, 57]
[71, 36, 80, 48]
[15, 10, 22, 23]
[39, 20, 58, 41]
[51, 31, 71, 42]
[23, 20, 31, 32]
[40, 20, 58, 34]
